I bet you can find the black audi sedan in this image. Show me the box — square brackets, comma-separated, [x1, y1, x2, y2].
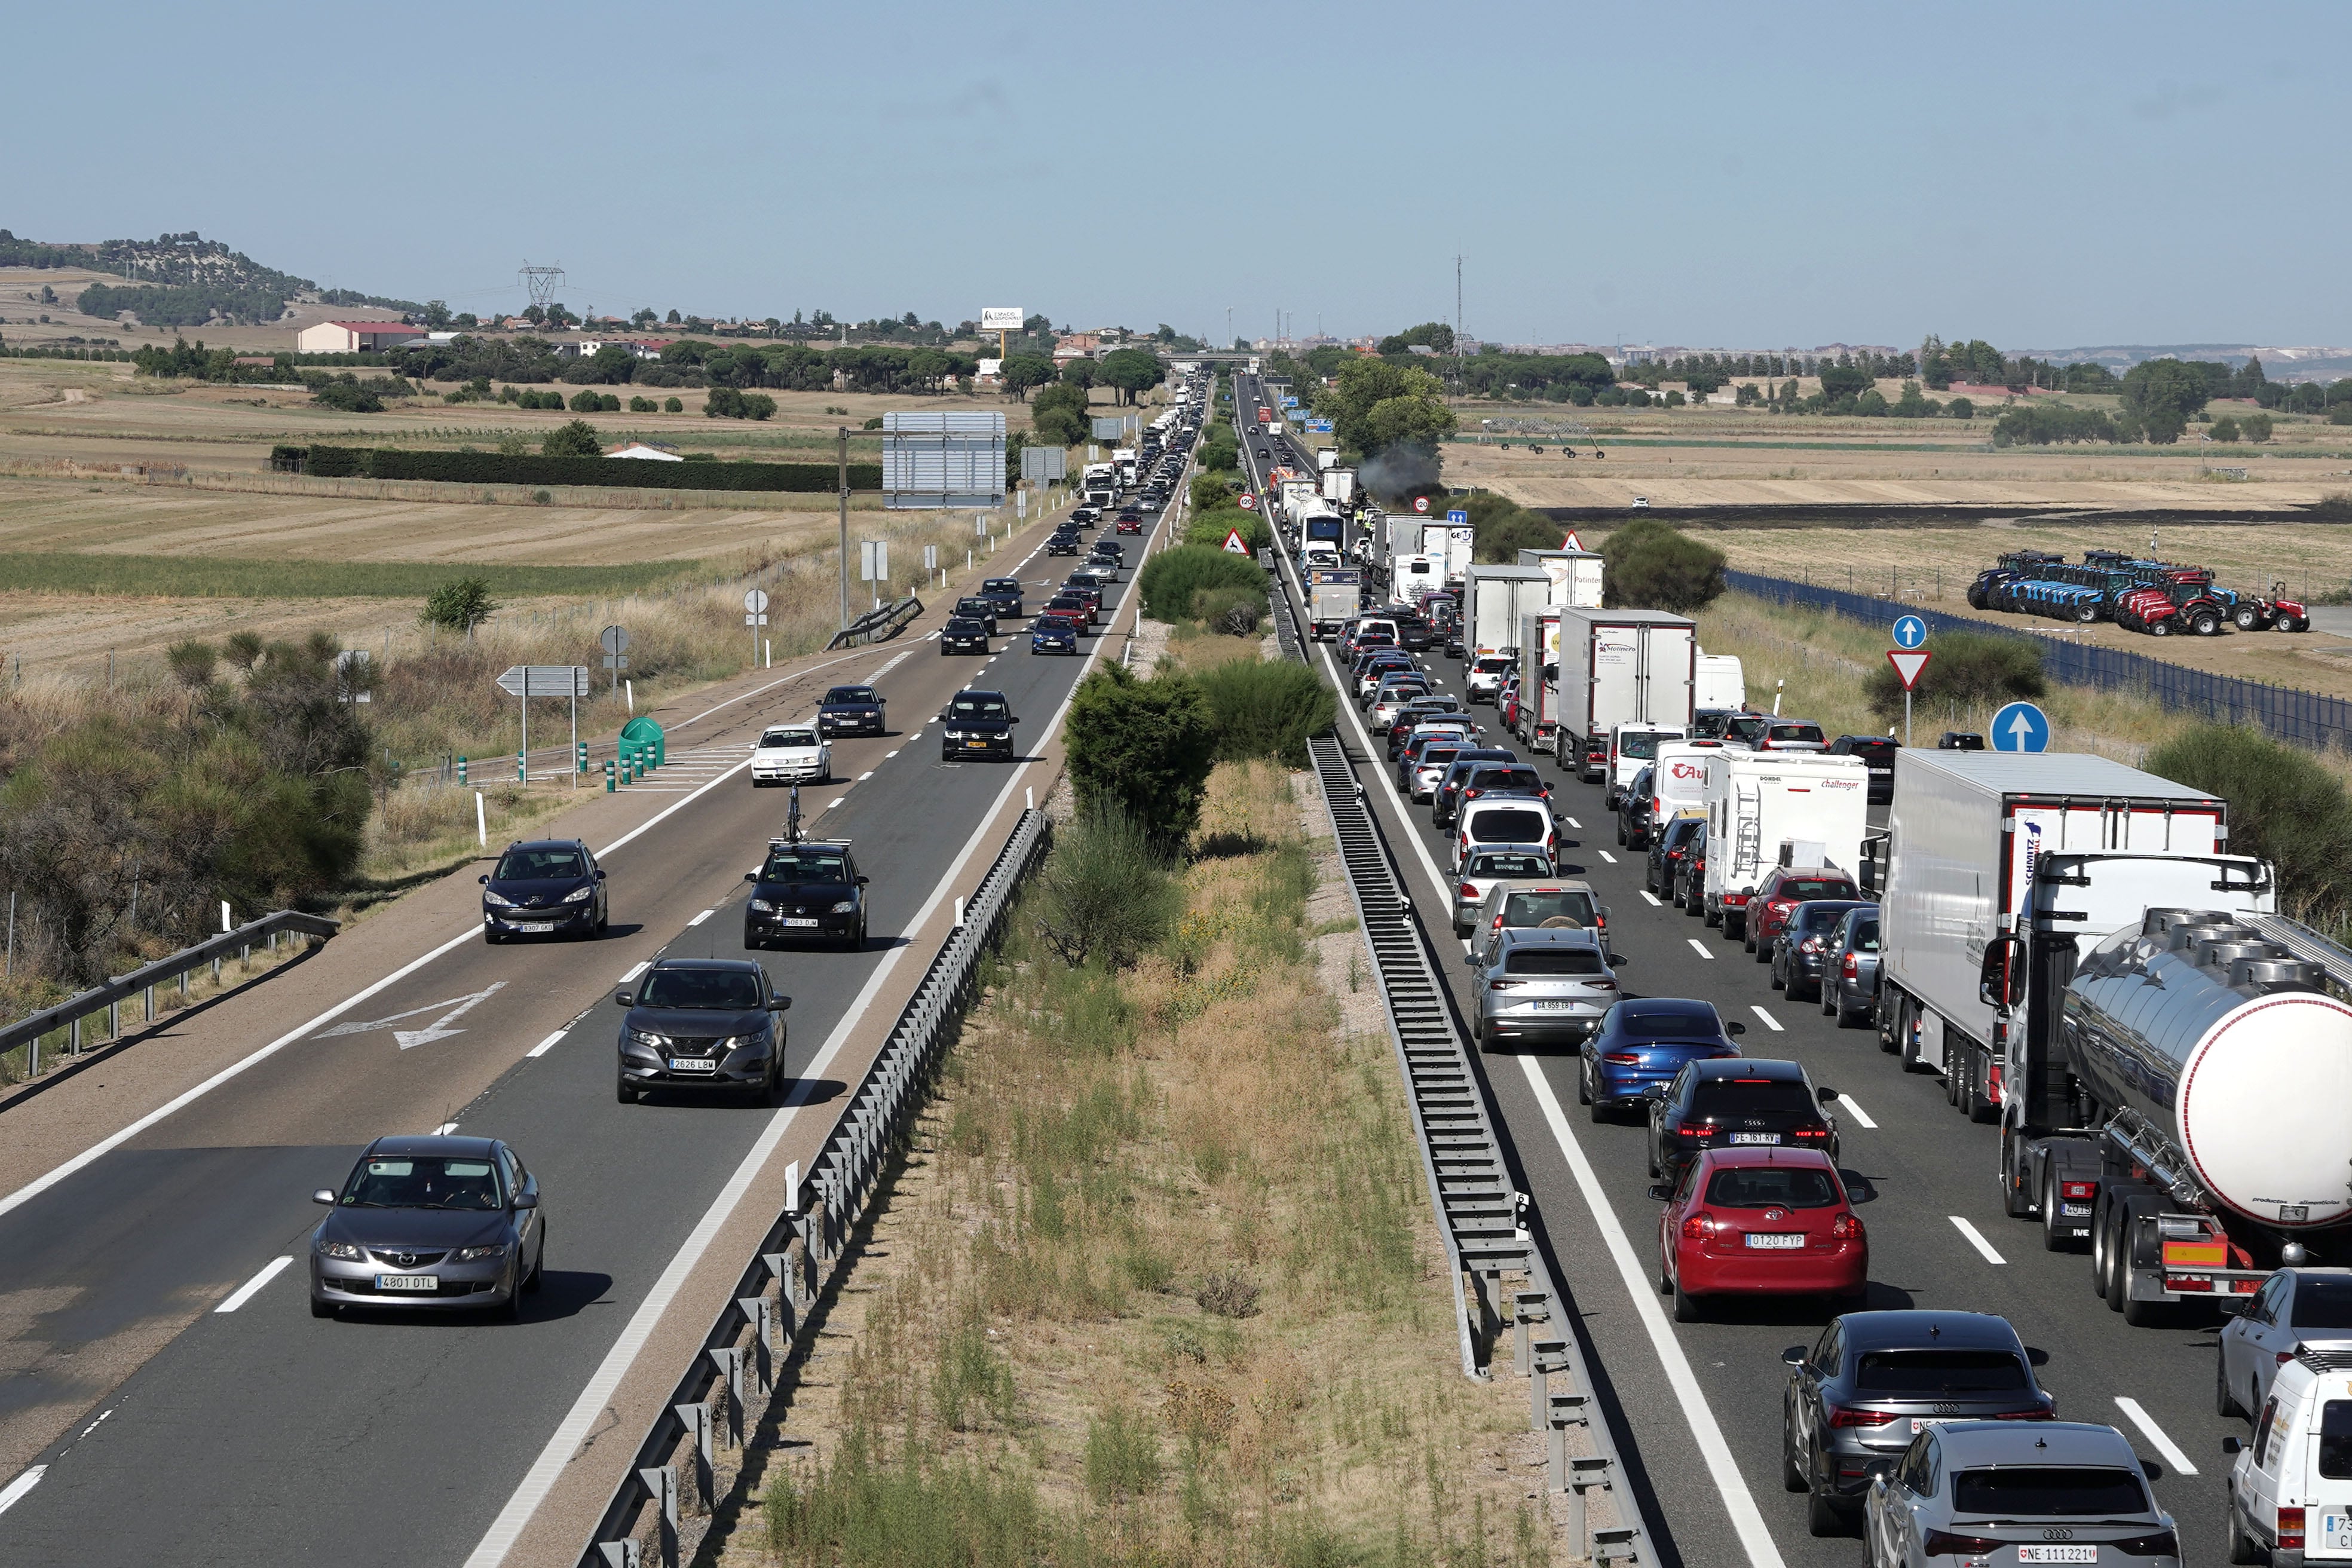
[743, 838, 867, 951]
[816, 684, 886, 738]
[309, 1135, 545, 1319]
[939, 688, 1018, 761]
[479, 839, 607, 942]
[1647, 1056, 1840, 1184]
[615, 957, 791, 1102]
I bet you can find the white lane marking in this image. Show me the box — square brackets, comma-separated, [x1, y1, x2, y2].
[466, 494, 1165, 1568]
[214, 1255, 293, 1313]
[433, 1122, 459, 1135]
[2112, 1396, 2198, 1476]
[688, 909, 713, 926]
[1949, 1215, 2008, 1265]
[884, 750, 898, 758]
[1521, 1062, 1784, 1566]
[620, 961, 650, 983]
[1750, 1006, 1784, 1032]
[1640, 890, 1662, 906]
[869, 648, 914, 682]
[0, 1465, 46, 1518]
[322, 981, 508, 1051]
[1597, 850, 1617, 865]
[1838, 1093, 1878, 1129]
[826, 797, 846, 810]
[1688, 938, 1716, 960]
[525, 1030, 565, 1059]
[1564, 816, 1581, 829]
[857, 771, 874, 781]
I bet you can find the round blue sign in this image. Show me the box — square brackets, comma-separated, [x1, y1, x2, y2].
[1892, 614, 1928, 650]
[1990, 701, 2051, 753]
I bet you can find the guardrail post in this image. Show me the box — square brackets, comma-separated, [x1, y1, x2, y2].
[636, 1465, 677, 1568]
[1592, 1523, 1639, 1564]
[1529, 1339, 1570, 1431]
[1546, 1390, 1589, 1490]
[596, 1541, 640, 1567]
[1567, 1456, 1614, 1550]
[709, 1347, 744, 1447]
[675, 1401, 713, 1513]
[143, 984, 154, 1023]
[1514, 1290, 1551, 1377]
[107, 1000, 118, 1040]
[740, 1294, 774, 1392]
[69, 1016, 80, 1056]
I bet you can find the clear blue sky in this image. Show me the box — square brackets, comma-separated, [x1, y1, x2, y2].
[10, 1, 2346, 351]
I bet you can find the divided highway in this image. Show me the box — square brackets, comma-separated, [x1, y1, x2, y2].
[0, 475, 1184, 1564]
[1236, 387, 2236, 1567]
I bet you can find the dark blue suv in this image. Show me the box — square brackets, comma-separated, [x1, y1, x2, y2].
[480, 839, 606, 941]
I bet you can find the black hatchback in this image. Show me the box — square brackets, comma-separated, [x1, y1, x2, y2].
[480, 839, 607, 941]
[614, 958, 791, 1103]
[939, 688, 1018, 761]
[744, 839, 866, 950]
[1647, 1057, 1840, 1184]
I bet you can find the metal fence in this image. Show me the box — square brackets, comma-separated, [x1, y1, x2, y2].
[825, 594, 924, 650]
[1727, 568, 2352, 752]
[578, 806, 1050, 1568]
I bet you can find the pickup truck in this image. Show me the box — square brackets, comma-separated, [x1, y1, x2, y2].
[816, 684, 886, 739]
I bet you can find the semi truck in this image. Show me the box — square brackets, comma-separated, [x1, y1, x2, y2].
[1699, 751, 1872, 938]
[1517, 548, 1606, 611]
[1514, 608, 1563, 752]
[1538, 607, 1698, 780]
[1462, 565, 1551, 653]
[1320, 467, 1356, 506]
[1082, 464, 1117, 506]
[1305, 566, 1361, 640]
[1113, 448, 1138, 486]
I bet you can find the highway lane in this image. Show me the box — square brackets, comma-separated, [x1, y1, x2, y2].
[0, 437, 1194, 1563]
[1241, 415, 2237, 1566]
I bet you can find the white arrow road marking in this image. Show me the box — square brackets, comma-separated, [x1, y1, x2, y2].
[318, 982, 507, 1050]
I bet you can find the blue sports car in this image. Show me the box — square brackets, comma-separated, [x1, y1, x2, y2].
[1576, 997, 1744, 1122]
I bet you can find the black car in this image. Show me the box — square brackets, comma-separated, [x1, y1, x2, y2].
[1938, 731, 1985, 751]
[1827, 734, 1897, 803]
[1781, 1310, 2052, 1535]
[1432, 749, 1521, 829]
[1692, 708, 1741, 740]
[816, 684, 886, 737]
[744, 838, 867, 951]
[1394, 615, 1436, 653]
[308, 1135, 545, 1319]
[1770, 899, 1872, 1002]
[1647, 1057, 1841, 1184]
[977, 576, 1025, 618]
[1616, 764, 1656, 849]
[615, 957, 791, 1103]
[1046, 532, 1083, 557]
[1673, 823, 1708, 911]
[480, 838, 607, 941]
[1646, 813, 1704, 896]
[952, 596, 1000, 634]
[940, 687, 1018, 761]
[1070, 506, 1101, 526]
[940, 616, 990, 654]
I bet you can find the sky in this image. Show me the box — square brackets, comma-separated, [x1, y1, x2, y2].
[8, 1, 2349, 352]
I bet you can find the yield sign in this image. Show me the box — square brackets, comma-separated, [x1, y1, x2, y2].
[320, 982, 507, 1050]
[1886, 649, 1932, 691]
[1221, 528, 1249, 554]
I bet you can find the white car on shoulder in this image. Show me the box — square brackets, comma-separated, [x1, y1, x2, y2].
[751, 724, 830, 785]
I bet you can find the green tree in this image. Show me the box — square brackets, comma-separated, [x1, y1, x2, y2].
[419, 576, 499, 635]
[1599, 521, 1726, 612]
[2244, 412, 2274, 443]
[1097, 348, 1164, 406]
[1061, 358, 1097, 388]
[1065, 663, 1216, 847]
[1327, 357, 1454, 463]
[1862, 631, 2043, 724]
[2210, 415, 2242, 443]
[543, 418, 602, 456]
[2146, 725, 2352, 918]
[422, 299, 451, 330]
[2120, 358, 2210, 444]
[1817, 363, 1870, 403]
[1947, 396, 1976, 421]
[1030, 380, 1092, 445]
[1000, 353, 1054, 401]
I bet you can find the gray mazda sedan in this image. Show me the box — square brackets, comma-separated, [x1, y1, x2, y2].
[309, 1135, 544, 1319]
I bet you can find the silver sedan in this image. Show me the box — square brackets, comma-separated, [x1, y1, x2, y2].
[1865, 1420, 2179, 1566]
[308, 1135, 545, 1320]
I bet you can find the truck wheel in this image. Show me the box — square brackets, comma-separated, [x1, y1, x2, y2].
[2040, 1172, 2073, 1250]
[2234, 604, 2263, 631]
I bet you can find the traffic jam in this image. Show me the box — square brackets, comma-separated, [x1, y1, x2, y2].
[1233, 370, 2349, 1568]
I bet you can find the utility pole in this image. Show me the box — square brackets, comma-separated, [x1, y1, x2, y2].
[837, 426, 851, 630]
[1455, 254, 1465, 395]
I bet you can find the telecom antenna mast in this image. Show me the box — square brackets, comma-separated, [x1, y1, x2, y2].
[519, 261, 566, 314]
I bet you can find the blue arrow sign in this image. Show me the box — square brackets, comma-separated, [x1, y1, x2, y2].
[1446, 509, 1469, 525]
[1990, 701, 2051, 753]
[1892, 614, 1927, 650]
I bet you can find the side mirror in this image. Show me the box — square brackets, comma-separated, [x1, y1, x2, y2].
[1643, 1083, 1667, 1099]
[614, 990, 633, 1007]
[313, 1189, 336, 1206]
[745, 872, 758, 882]
[857, 875, 870, 885]
[1817, 1085, 1840, 1103]
[2222, 1436, 2244, 1456]
[770, 996, 792, 1012]
[1781, 1345, 1808, 1366]
[478, 874, 489, 884]
[1646, 1183, 1674, 1200]
[1979, 933, 2028, 1009]
[512, 1190, 539, 1211]
[1728, 1021, 1747, 1036]
[595, 869, 607, 880]
[1009, 717, 1021, 725]
[2026, 1346, 2051, 1367]
[1610, 953, 1627, 966]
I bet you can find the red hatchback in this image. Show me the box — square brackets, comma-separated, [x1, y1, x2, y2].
[1746, 866, 1858, 960]
[1116, 516, 1143, 535]
[1652, 1148, 1866, 1322]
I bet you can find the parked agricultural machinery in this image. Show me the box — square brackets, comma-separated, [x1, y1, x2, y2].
[1966, 549, 2308, 636]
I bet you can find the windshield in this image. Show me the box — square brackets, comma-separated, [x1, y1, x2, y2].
[1468, 807, 1548, 843]
[1796, 904, 1858, 934]
[341, 1155, 503, 1210]
[1704, 1166, 1840, 1208]
[1769, 723, 1826, 743]
[1503, 945, 1605, 976]
[984, 579, 1019, 593]
[1469, 767, 1544, 794]
[1503, 890, 1596, 927]
[1420, 746, 1464, 771]
[1470, 853, 1551, 878]
[1843, 739, 1896, 765]
[1619, 1005, 1720, 1039]
[1777, 878, 1855, 901]
[1950, 1467, 2147, 1517]
[951, 694, 1010, 722]
[1852, 1349, 2029, 1395]
[637, 969, 763, 1009]
[1690, 1080, 1820, 1119]
[494, 847, 584, 880]
[760, 728, 817, 749]
[760, 850, 849, 883]
[957, 599, 994, 613]
[823, 687, 877, 706]
[2295, 1277, 2352, 1329]
[1618, 731, 1676, 760]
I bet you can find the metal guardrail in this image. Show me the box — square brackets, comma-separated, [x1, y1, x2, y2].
[578, 806, 1051, 1568]
[824, 594, 924, 650]
[1, 910, 340, 1081]
[1728, 566, 2352, 752]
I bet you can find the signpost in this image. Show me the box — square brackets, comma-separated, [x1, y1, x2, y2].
[1885, 649, 1931, 747]
[495, 665, 592, 787]
[1221, 528, 1248, 555]
[1990, 700, 2051, 754]
[980, 306, 1022, 360]
[1560, 529, 1584, 550]
[744, 587, 770, 666]
[599, 624, 630, 691]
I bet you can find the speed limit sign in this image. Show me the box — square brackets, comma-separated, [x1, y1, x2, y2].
[1413, 495, 1430, 514]
[1238, 492, 1257, 510]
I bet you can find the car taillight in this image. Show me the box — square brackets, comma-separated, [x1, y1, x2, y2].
[1604, 1052, 1640, 1065]
[2279, 1347, 2304, 1365]
[1842, 954, 1858, 979]
[2060, 1180, 2097, 1200]
[1680, 1211, 1716, 1240]
[1793, 1127, 1829, 1140]
[2280, 1506, 2307, 1551]
[1459, 883, 1479, 899]
[1588, 979, 1618, 991]
[1827, 1405, 1898, 1429]
[1487, 979, 1517, 991]
[1830, 1212, 1862, 1241]
[1921, 1529, 2005, 1556]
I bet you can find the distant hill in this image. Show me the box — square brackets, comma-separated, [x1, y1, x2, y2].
[0, 228, 419, 327]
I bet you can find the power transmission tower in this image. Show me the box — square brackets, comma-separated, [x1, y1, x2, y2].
[519, 261, 565, 315]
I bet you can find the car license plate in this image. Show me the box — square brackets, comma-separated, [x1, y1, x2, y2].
[2323, 1513, 2352, 1549]
[376, 1274, 437, 1291]
[1744, 1233, 1804, 1250]
[667, 1058, 716, 1072]
[516, 923, 554, 934]
[2016, 1549, 2096, 1564]
[783, 918, 820, 928]
[1729, 1132, 1781, 1145]
[2062, 1202, 2092, 1218]
[964, 739, 990, 748]
[1528, 1000, 1576, 1012]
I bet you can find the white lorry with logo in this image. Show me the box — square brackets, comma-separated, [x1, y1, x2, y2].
[1698, 750, 1871, 939]
[1548, 608, 1697, 782]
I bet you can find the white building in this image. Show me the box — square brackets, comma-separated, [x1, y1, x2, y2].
[295, 320, 426, 354]
[605, 442, 683, 461]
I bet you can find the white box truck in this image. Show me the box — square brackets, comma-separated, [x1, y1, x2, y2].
[1444, 525, 1475, 589]
[1546, 608, 1697, 780]
[1305, 566, 1361, 640]
[1517, 549, 1606, 610]
[1695, 653, 1746, 712]
[1463, 565, 1550, 655]
[1515, 608, 1563, 752]
[1321, 467, 1356, 504]
[1316, 448, 1338, 472]
[1699, 751, 1872, 939]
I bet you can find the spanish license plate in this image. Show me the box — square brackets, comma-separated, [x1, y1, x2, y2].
[516, 923, 555, 934]
[667, 1058, 716, 1073]
[375, 1274, 437, 1291]
[1529, 1000, 1576, 1012]
[2323, 1512, 2352, 1550]
[1744, 1233, 1804, 1250]
[2016, 1549, 2096, 1564]
[1729, 1132, 1781, 1146]
[783, 918, 820, 928]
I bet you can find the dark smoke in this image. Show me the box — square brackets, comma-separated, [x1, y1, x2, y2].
[1356, 440, 1442, 504]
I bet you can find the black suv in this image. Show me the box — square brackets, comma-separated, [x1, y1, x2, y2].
[744, 838, 867, 950]
[978, 577, 1025, 618]
[1647, 1057, 1841, 1184]
[816, 684, 886, 737]
[1646, 813, 1704, 896]
[952, 596, 1000, 635]
[940, 688, 1018, 761]
[1827, 734, 1897, 803]
[615, 958, 790, 1103]
[480, 839, 607, 941]
[1046, 531, 1082, 558]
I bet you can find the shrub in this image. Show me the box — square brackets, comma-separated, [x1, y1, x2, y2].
[1600, 520, 1726, 611]
[1189, 472, 1236, 512]
[1196, 659, 1334, 765]
[663, 396, 684, 413]
[1183, 506, 1269, 555]
[2145, 725, 2352, 918]
[1193, 586, 1262, 635]
[1032, 804, 1178, 970]
[1083, 1405, 1163, 1505]
[1065, 663, 1216, 847]
[628, 396, 655, 412]
[419, 575, 499, 633]
[2211, 415, 2242, 443]
[264, 443, 877, 491]
[2244, 412, 2274, 443]
[1138, 544, 1267, 622]
[1863, 630, 2044, 722]
[566, 388, 604, 414]
[541, 419, 602, 458]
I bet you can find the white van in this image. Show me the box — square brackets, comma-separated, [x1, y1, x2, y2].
[1604, 723, 1686, 810]
[2225, 1347, 2352, 1562]
[1647, 740, 1720, 826]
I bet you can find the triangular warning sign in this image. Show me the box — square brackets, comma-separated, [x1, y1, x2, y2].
[1560, 530, 1584, 551]
[1221, 528, 1249, 554]
[1887, 649, 1932, 691]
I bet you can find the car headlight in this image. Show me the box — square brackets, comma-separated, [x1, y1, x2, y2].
[483, 890, 516, 908]
[317, 1239, 364, 1261]
[562, 884, 595, 904]
[830, 899, 856, 913]
[944, 729, 964, 739]
[630, 1029, 668, 1049]
[749, 898, 774, 912]
[723, 1033, 767, 1056]
[452, 1244, 509, 1262]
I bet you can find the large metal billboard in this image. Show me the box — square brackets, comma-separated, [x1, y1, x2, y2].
[881, 411, 1005, 509]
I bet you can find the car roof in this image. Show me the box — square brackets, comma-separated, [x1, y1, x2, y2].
[1769, 866, 1851, 880]
[1621, 996, 1717, 1018]
[1496, 926, 1603, 948]
[1692, 1056, 1806, 1082]
[504, 838, 585, 853]
[366, 1133, 500, 1159]
[952, 687, 1009, 700]
[1931, 1420, 2139, 1471]
[650, 956, 765, 973]
[1836, 1309, 2028, 1352]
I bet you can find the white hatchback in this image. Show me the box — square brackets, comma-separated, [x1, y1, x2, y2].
[751, 724, 831, 785]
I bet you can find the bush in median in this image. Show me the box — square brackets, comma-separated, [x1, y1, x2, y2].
[1198, 659, 1335, 766]
[2146, 724, 2352, 918]
[1863, 630, 2044, 724]
[1138, 546, 1267, 623]
[1065, 663, 1217, 848]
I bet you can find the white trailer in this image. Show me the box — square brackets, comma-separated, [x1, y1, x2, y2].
[1316, 448, 1339, 472]
[1463, 565, 1549, 654]
[1320, 467, 1355, 504]
[1444, 525, 1475, 588]
[1695, 653, 1746, 712]
[1305, 567, 1361, 640]
[1515, 608, 1563, 751]
[1699, 751, 1872, 938]
[1548, 608, 1698, 781]
[1517, 548, 1606, 610]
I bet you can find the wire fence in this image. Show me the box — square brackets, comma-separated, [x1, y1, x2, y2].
[1726, 568, 2352, 753]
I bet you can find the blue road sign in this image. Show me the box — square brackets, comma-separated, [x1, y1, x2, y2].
[1892, 614, 1927, 650]
[1990, 701, 2051, 753]
[1446, 509, 1469, 526]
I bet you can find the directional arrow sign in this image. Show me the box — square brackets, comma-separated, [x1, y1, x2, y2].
[1892, 614, 1927, 650]
[496, 666, 590, 698]
[319, 982, 507, 1050]
[1992, 700, 2051, 753]
[1887, 649, 1932, 691]
[1221, 528, 1248, 555]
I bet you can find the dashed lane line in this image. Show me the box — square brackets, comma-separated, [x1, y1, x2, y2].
[1949, 1215, 2008, 1265]
[1640, 891, 1662, 906]
[620, 961, 650, 983]
[525, 1031, 565, 1059]
[214, 1256, 293, 1313]
[1688, 938, 1716, 960]
[688, 909, 714, 926]
[2113, 1397, 2198, 1475]
[1838, 1094, 1878, 1129]
[1750, 1006, 1784, 1032]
